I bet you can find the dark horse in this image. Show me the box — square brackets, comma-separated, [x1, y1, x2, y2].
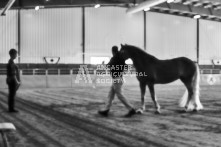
[119, 44, 203, 114]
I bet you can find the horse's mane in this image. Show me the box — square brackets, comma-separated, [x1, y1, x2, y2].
[123, 44, 158, 61]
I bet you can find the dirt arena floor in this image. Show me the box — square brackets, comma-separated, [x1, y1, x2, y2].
[0, 84, 221, 147]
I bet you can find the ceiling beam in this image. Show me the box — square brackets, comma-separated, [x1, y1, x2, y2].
[152, 2, 221, 21]
[1, 0, 16, 16]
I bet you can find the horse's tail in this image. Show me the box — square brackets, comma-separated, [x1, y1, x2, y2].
[179, 63, 203, 110]
[191, 63, 203, 110]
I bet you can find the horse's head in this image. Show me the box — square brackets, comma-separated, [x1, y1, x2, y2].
[119, 44, 130, 60]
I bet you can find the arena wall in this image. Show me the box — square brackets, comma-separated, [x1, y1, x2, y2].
[146, 12, 197, 61]
[0, 10, 18, 63]
[1, 8, 221, 67]
[199, 20, 221, 65]
[20, 8, 83, 64]
[84, 7, 144, 64]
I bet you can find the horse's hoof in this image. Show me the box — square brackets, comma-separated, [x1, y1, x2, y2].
[155, 111, 161, 114]
[183, 109, 188, 113]
[136, 109, 143, 114]
[192, 109, 198, 112]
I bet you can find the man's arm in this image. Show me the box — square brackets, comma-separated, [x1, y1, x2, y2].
[16, 67, 20, 82]
[9, 63, 20, 84]
[106, 57, 114, 69]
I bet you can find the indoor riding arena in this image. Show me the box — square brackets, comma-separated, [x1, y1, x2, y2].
[0, 0, 221, 147]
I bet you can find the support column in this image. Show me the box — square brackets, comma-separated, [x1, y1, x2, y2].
[196, 19, 199, 63]
[144, 11, 146, 51]
[18, 9, 21, 64]
[82, 7, 85, 64]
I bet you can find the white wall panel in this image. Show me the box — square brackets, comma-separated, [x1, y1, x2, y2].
[20, 8, 82, 64]
[0, 10, 18, 63]
[146, 12, 197, 61]
[85, 7, 144, 64]
[199, 20, 221, 65]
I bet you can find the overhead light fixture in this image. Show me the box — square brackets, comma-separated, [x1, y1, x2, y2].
[94, 4, 100, 8]
[214, 6, 221, 10]
[204, 4, 212, 9]
[193, 2, 202, 7]
[1, 0, 16, 16]
[126, 0, 167, 14]
[193, 15, 201, 19]
[167, 0, 175, 3]
[35, 6, 40, 11]
[35, 6, 44, 11]
[183, 1, 192, 5]
[144, 7, 150, 11]
[172, 0, 182, 3]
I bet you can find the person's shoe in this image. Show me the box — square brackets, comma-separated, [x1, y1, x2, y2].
[9, 109, 19, 113]
[125, 108, 136, 117]
[98, 109, 109, 117]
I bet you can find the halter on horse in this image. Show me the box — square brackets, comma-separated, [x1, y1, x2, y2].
[119, 44, 203, 114]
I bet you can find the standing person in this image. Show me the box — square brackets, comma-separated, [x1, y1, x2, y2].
[98, 46, 136, 117]
[6, 49, 20, 113]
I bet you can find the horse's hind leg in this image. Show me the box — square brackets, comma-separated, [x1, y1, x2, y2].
[181, 78, 194, 111]
[137, 82, 146, 114]
[148, 84, 161, 114]
[185, 86, 194, 111]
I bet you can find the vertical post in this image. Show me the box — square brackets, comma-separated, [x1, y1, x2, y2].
[70, 69, 73, 88]
[18, 9, 21, 64]
[58, 69, 60, 75]
[196, 19, 199, 63]
[82, 7, 85, 64]
[46, 70, 48, 88]
[144, 11, 146, 51]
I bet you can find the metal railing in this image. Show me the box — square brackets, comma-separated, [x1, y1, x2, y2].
[0, 68, 221, 76]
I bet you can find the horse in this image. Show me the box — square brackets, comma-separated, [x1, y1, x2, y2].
[119, 44, 203, 114]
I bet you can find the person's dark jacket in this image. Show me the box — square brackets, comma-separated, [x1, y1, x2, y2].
[6, 59, 20, 84]
[107, 52, 127, 79]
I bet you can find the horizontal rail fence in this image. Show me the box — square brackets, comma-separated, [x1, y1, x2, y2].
[0, 68, 221, 89]
[0, 68, 221, 76]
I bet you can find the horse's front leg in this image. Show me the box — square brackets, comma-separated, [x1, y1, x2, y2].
[148, 84, 161, 114]
[136, 82, 146, 114]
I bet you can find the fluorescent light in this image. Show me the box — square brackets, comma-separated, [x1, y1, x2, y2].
[167, 0, 174, 3]
[193, 15, 201, 19]
[214, 6, 221, 10]
[144, 7, 150, 11]
[35, 6, 40, 10]
[127, 0, 167, 14]
[94, 4, 100, 8]
[193, 2, 202, 7]
[183, 1, 192, 5]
